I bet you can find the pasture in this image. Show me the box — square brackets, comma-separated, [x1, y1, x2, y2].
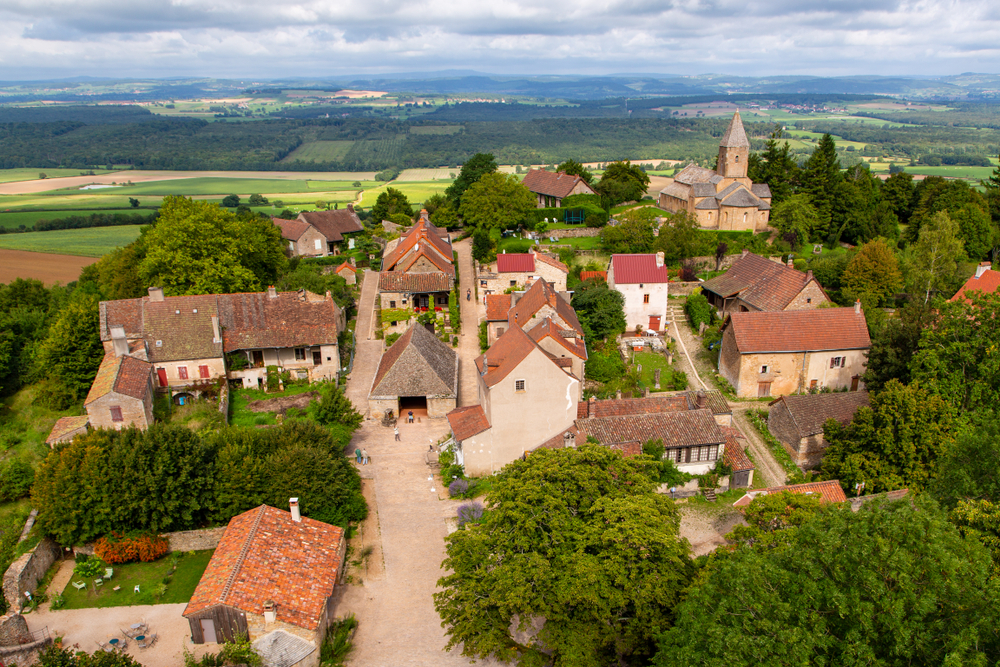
[280, 140, 355, 163]
[0, 208, 151, 230]
[0, 168, 102, 184]
[0, 225, 144, 257]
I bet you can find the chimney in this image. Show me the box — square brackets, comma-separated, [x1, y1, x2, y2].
[563, 431, 576, 448]
[211, 316, 221, 344]
[655, 251, 665, 268]
[976, 261, 991, 279]
[588, 395, 596, 417]
[643, 387, 650, 398]
[263, 600, 277, 624]
[346, 204, 354, 212]
[289, 498, 301, 522]
[741, 249, 749, 257]
[787, 257, 794, 268]
[696, 390, 708, 409]
[268, 286, 277, 299]
[148, 286, 164, 302]
[615, 389, 622, 400]
[806, 269, 813, 282]
[854, 300, 861, 314]
[110, 325, 128, 357]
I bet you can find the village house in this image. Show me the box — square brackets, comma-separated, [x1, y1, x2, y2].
[378, 215, 455, 334]
[272, 207, 365, 257]
[332, 261, 359, 286]
[607, 252, 671, 332]
[484, 294, 512, 345]
[478, 251, 568, 297]
[657, 111, 772, 232]
[183, 501, 347, 667]
[950, 261, 1000, 302]
[700, 251, 831, 316]
[83, 353, 156, 431]
[521, 169, 597, 208]
[45, 416, 90, 447]
[368, 324, 458, 420]
[733, 479, 848, 508]
[768, 391, 871, 469]
[718, 304, 871, 399]
[98, 286, 343, 397]
[273, 218, 329, 258]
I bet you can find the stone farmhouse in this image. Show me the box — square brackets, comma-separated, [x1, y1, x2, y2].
[607, 252, 671, 332]
[378, 215, 455, 334]
[950, 261, 1000, 302]
[368, 323, 458, 420]
[658, 111, 772, 232]
[478, 251, 568, 297]
[522, 169, 597, 208]
[700, 251, 830, 316]
[183, 501, 346, 667]
[98, 286, 344, 397]
[273, 218, 328, 258]
[273, 207, 365, 257]
[768, 391, 871, 469]
[718, 305, 871, 399]
[84, 353, 156, 431]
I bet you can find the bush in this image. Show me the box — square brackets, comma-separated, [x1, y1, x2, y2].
[74, 557, 108, 579]
[585, 346, 626, 382]
[448, 479, 469, 497]
[314, 384, 363, 429]
[456, 502, 484, 528]
[478, 322, 488, 352]
[0, 460, 34, 502]
[685, 291, 714, 331]
[385, 332, 402, 347]
[94, 533, 169, 564]
[448, 290, 461, 334]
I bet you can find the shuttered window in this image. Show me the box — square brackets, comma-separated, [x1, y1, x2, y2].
[178, 366, 188, 380]
[199, 365, 210, 379]
[110, 406, 123, 422]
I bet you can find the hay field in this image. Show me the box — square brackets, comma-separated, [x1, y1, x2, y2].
[0, 249, 98, 285]
[0, 226, 144, 257]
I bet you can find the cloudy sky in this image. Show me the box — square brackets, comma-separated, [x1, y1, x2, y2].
[0, 0, 998, 80]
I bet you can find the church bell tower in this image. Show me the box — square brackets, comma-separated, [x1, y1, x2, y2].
[717, 111, 750, 181]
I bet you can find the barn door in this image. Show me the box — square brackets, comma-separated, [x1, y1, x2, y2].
[156, 368, 168, 387]
[200, 618, 217, 643]
[732, 470, 750, 488]
[757, 381, 772, 398]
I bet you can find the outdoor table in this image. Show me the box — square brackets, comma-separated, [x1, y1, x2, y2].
[108, 639, 119, 647]
[135, 635, 145, 642]
[130, 624, 142, 630]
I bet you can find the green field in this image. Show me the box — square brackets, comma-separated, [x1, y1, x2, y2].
[41, 177, 373, 197]
[0, 208, 152, 230]
[0, 226, 144, 256]
[280, 140, 355, 163]
[0, 168, 109, 184]
[360, 181, 451, 208]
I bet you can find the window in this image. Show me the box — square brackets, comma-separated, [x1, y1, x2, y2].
[294, 348, 306, 361]
[178, 366, 189, 380]
[514, 379, 526, 392]
[760, 365, 769, 374]
[830, 357, 845, 369]
[199, 365, 210, 379]
[315, 239, 322, 250]
[665, 448, 683, 463]
[806, 298, 812, 304]
[643, 294, 650, 304]
[510, 280, 517, 287]
[735, 155, 740, 163]
[695, 445, 719, 462]
[389, 300, 396, 308]
[496, 327, 505, 337]
[110, 406, 123, 423]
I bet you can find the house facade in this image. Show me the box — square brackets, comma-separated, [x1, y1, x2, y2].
[484, 294, 512, 346]
[607, 252, 671, 332]
[522, 169, 597, 208]
[718, 305, 871, 399]
[378, 215, 454, 334]
[84, 353, 156, 431]
[273, 218, 329, 258]
[333, 261, 359, 285]
[296, 207, 365, 254]
[701, 251, 831, 316]
[478, 251, 568, 297]
[768, 391, 871, 469]
[368, 324, 458, 420]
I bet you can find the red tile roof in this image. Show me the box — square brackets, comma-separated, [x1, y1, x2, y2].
[769, 391, 870, 438]
[576, 408, 724, 449]
[950, 267, 1000, 302]
[377, 272, 451, 293]
[476, 325, 545, 387]
[297, 209, 363, 242]
[496, 253, 535, 273]
[219, 291, 342, 352]
[334, 262, 358, 274]
[733, 480, 847, 508]
[183, 505, 345, 631]
[610, 254, 671, 284]
[724, 307, 871, 353]
[84, 354, 153, 405]
[272, 217, 311, 242]
[528, 318, 587, 360]
[722, 435, 754, 472]
[485, 294, 512, 322]
[383, 219, 453, 272]
[701, 252, 829, 311]
[46, 415, 90, 445]
[522, 169, 595, 199]
[508, 279, 583, 336]
[575, 395, 691, 419]
[580, 270, 607, 282]
[447, 405, 491, 441]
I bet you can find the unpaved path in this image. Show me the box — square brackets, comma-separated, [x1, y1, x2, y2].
[679, 505, 746, 556]
[731, 409, 786, 488]
[454, 238, 483, 407]
[344, 269, 383, 416]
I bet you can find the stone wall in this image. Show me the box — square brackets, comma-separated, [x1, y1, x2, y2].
[668, 282, 704, 297]
[0, 614, 49, 667]
[218, 383, 230, 422]
[2, 538, 61, 611]
[0, 613, 31, 646]
[546, 227, 600, 239]
[164, 527, 227, 552]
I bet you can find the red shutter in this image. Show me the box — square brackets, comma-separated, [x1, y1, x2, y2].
[199, 365, 210, 379]
[157, 368, 168, 387]
[110, 406, 123, 422]
[178, 366, 188, 380]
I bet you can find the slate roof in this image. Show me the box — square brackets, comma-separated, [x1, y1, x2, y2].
[733, 480, 847, 508]
[369, 324, 457, 399]
[660, 181, 691, 199]
[724, 307, 871, 353]
[528, 318, 587, 361]
[522, 169, 595, 198]
[580, 270, 606, 282]
[509, 279, 583, 336]
[85, 354, 153, 405]
[673, 164, 719, 185]
[46, 415, 90, 445]
[751, 183, 772, 199]
[723, 436, 754, 472]
[610, 254, 671, 285]
[485, 294, 512, 321]
[950, 266, 1000, 302]
[695, 198, 719, 210]
[720, 188, 763, 208]
[252, 630, 316, 667]
[476, 326, 545, 387]
[701, 252, 824, 310]
[496, 253, 535, 273]
[183, 505, 345, 631]
[576, 395, 691, 420]
[272, 218, 311, 242]
[378, 272, 451, 293]
[769, 391, 870, 438]
[447, 405, 491, 441]
[719, 111, 750, 148]
[576, 408, 724, 449]
[691, 182, 718, 197]
[297, 209, 363, 242]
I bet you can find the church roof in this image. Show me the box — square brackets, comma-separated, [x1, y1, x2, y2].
[695, 198, 719, 210]
[691, 182, 717, 197]
[751, 183, 772, 199]
[660, 182, 691, 200]
[720, 188, 763, 208]
[719, 111, 750, 148]
[673, 164, 719, 185]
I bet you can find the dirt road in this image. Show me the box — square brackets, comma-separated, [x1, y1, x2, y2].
[731, 409, 787, 488]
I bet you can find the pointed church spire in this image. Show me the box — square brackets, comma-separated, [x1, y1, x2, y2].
[719, 111, 749, 148]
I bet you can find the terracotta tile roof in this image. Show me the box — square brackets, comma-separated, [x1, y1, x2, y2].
[99, 299, 143, 342]
[383, 219, 453, 271]
[534, 252, 569, 274]
[723, 435, 754, 472]
[610, 254, 670, 284]
[719, 111, 749, 148]
[850, 488, 910, 512]
[447, 405, 491, 441]
[476, 326, 544, 387]
[334, 262, 358, 274]
[183, 505, 345, 631]
[685, 389, 731, 416]
[141, 295, 222, 362]
[272, 217, 311, 242]
[575, 395, 691, 420]
[369, 324, 457, 399]
[297, 209, 363, 242]
[85, 354, 153, 405]
[218, 291, 341, 352]
[46, 415, 89, 445]
[528, 318, 587, 360]
[377, 272, 451, 293]
[496, 253, 535, 273]
[580, 270, 606, 282]
[609, 441, 642, 457]
[769, 391, 871, 438]
[576, 408, 724, 449]
[724, 307, 871, 353]
[950, 267, 1000, 302]
[733, 480, 847, 508]
[485, 294, 512, 322]
[397, 246, 455, 275]
[522, 169, 595, 199]
[509, 279, 583, 336]
[702, 252, 826, 311]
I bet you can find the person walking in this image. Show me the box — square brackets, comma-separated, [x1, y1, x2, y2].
[407, 410, 414, 423]
[362, 448, 369, 465]
[466, 288, 471, 301]
[355, 447, 362, 464]
[394, 426, 400, 441]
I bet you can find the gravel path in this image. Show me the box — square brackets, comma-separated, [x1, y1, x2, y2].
[454, 238, 484, 407]
[731, 408, 787, 488]
[344, 269, 384, 416]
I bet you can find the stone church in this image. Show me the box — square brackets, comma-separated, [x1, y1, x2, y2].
[658, 111, 772, 232]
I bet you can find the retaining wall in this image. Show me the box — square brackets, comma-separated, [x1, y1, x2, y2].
[0, 614, 49, 666]
[74, 526, 228, 558]
[2, 538, 61, 612]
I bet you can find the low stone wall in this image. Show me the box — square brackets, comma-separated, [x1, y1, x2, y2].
[547, 227, 600, 239]
[0, 615, 50, 667]
[2, 538, 61, 612]
[0, 613, 31, 646]
[74, 526, 227, 559]
[667, 282, 703, 297]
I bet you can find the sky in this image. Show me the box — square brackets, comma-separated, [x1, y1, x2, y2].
[0, 0, 999, 80]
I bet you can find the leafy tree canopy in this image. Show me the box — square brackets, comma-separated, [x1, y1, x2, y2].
[556, 159, 594, 185]
[600, 215, 655, 254]
[371, 187, 414, 223]
[446, 152, 498, 207]
[842, 237, 903, 311]
[458, 172, 536, 232]
[862, 299, 934, 393]
[932, 411, 1000, 508]
[595, 161, 650, 207]
[769, 194, 821, 244]
[725, 490, 823, 549]
[35, 289, 105, 406]
[571, 283, 626, 340]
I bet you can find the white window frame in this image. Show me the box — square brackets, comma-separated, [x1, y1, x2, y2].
[760, 365, 769, 374]
[514, 379, 526, 392]
[830, 356, 845, 369]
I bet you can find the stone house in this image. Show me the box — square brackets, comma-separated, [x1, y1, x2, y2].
[183, 502, 346, 667]
[83, 353, 156, 431]
[378, 216, 454, 326]
[522, 169, 597, 208]
[718, 305, 871, 399]
[273, 218, 329, 258]
[378, 272, 453, 336]
[296, 207, 365, 254]
[484, 294, 512, 346]
[45, 416, 90, 447]
[368, 324, 458, 420]
[950, 261, 1000, 302]
[478, 251, 568, 297]
[333, 261, 359, 285]
[768, 391, 871, 469]
[733, 479, 847, 508]
[657, 112, 772, 232]
[700, 251, 831, 316]
[607, 252, 671, 332]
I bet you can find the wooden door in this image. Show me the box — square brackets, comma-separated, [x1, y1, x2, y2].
[252, 351, 264, 368]
[156, 368, 168, 387]
[648, 315, 661, 331]
[851, 375, 860, 391]
[732, 469, 750, 488]
[757, 381, 772, 398]
[313, 351, 322, 365]
[200, 618, 217, 644]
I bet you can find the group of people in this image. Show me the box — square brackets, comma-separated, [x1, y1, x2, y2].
[355, 448, 370, 465]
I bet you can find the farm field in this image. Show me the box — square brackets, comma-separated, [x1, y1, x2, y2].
[0, 225, 143, 257]
[0, 208, 152, 230]
[360, 181, 452, 208]
[280, 140, 355, 163]
[0, 248, 98, 285]
[0, 168, 105, 183]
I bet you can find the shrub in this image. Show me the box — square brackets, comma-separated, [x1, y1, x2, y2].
[685, 291, 714, 331]
[456, 502, 484, 527]
[478, 322, 488, 352]
[94, 533, 169, 564]
[314, 384, 363, 429]
[74, 557, 108, 579]
[448, 479, 469, 497]
[385, 332, 402, 346]
[0, 460, 34, 502]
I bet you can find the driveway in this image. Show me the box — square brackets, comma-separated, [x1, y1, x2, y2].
[454, 238, 484, 406]
[345, 268, 384, 416]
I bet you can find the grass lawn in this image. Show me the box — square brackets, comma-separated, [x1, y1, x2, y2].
[630, 350, 687, 391]
[0, 225, 143, 256]
[537, 235, 603, 251]
[59, 550, 214, 609]
[228, 383, 319, 427]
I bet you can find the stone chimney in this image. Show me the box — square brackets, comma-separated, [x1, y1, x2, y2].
[263, 600, 277, 624]
[588, 395, 596, 417]
[786, 257, 794, 268]
[268, 286, 277, 299]
[655, 251, 665, 268]
[615, 389, 622, 400]
[148, 286, 164, 302]
[563, 431, 576, 448]
[346, 204, 354, 212]
[806, 269, 813, 282]
[854, 300, 861, 314]
[211, 316, 221, 344]
[289, 498, 301, 522]
[741, 249, 749, 257]
[976, 261, 992, 279]
[696, 390, 708, 409]
[110, 325, 128, 357]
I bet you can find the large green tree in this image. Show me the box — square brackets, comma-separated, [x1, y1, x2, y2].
[595, 161, 650, 208]
[799, 134, 841, 238]
[932, 411, 1000, 508]
[600, 214, 656, 254]
[556, 159, 594, 185]
[572, 284, 627, 340]
[907, 210, 966, 303]
[861, 299, 934, 392]
[656, 496, 1000, 666]
[370, 187, 413, 223]
[908, 178, 996, 258]
[139, 196, 286, 296]
[768, 194, 821, 244]
[881, 170, 917, 224]
[751, 125, 798, 206]
[842, 237, 903, 311]
[446, 152, 498, 207]
[35, 289, 105, 405]
[435, 445, 692, 667]
[725, 490, 822, 549]
[654, 211, 705, 263]
[458, 172, 536, 232]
